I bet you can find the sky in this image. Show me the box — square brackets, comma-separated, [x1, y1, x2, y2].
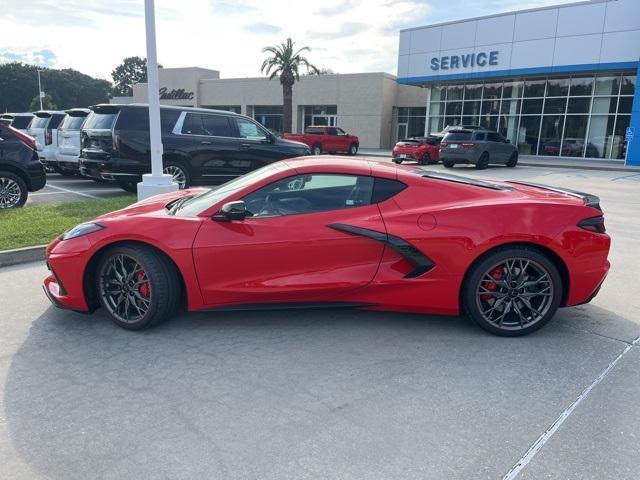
[0, 0, 578, 82]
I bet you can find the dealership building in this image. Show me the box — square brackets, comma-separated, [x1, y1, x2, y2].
[131, 0, 639, 165]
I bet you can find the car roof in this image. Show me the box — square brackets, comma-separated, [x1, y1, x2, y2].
[33, 110, 66, 116]
[65, 108, 91, 114]
[90, 103, 241, 116]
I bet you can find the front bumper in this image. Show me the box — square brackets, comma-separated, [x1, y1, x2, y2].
[43, 239, 93, 312]
[79, 158, 140, 182]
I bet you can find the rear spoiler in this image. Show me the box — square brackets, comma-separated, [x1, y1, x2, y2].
[506, 181, 601, 211]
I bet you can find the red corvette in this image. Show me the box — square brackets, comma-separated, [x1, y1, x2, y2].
[43, 158, 610, 336]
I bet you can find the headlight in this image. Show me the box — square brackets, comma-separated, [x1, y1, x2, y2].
[59, 222, 105, 240]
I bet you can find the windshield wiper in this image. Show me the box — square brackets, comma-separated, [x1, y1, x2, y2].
[167, 196, 192, 215]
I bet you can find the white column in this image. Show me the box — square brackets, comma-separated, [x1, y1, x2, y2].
[137, 0, 178, 201]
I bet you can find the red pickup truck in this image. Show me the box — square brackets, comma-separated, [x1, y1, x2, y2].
[283, 126, 359, 156]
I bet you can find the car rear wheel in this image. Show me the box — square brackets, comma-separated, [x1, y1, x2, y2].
[443, 160, 455, 168]
[163, 162, 190, 189]
[419, 153, 431, 165]
[393, 158, 402, 164]
[312, 145, 322, 156]
[117, 179, 138, 193]
[0, 172, 28, 209]
[476, 152, 489, 169]
[348, 143, 358, 156]
[461, 246, 562, 336]
[97, 244, 181, 330]
[507, 151, 518, 167]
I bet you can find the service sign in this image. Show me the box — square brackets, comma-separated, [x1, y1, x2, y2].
[430, 51, 499, 71]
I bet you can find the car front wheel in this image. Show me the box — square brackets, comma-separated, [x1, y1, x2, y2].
[97, 244, 181, 330]
[163, 162, 190, 189]
[312, 145, 322, 156]
[443, 160, 455, 168]
[507, 151, 518, 167]
[0, 171, 28, 209]
[461, 247, 562, 336]
[348, 143, 358, 156]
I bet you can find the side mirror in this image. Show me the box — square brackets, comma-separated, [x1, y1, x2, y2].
[213, 200, 246, 221]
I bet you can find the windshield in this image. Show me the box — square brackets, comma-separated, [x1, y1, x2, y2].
[175, 163, 284, 216]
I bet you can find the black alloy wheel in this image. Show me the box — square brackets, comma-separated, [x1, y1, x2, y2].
[0, 172, 27, 208]
[462, 247, 562, 336]
[97, 245, 180, 330]
[476, 152, 489, 169]
[507, 151, 518, 167]
[443, 160, 455, 168]
[420, 153, 431, 165]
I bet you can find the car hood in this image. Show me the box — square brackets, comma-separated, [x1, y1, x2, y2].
[275, 137, 309, 149]
[97, 188, 209, 219]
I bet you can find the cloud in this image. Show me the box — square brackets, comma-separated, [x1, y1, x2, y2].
[243, 22, 282, 34]
[210, 0, 256, 15]
[315, 0, 360, 17]
[307, 22, 369, 40]
[0, 49, 57, 68]
[1, 0, 142, 26]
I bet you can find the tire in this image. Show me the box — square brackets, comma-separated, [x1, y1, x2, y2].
[476, 152, 489, 169]
[506, 151, 518, 168]
[117, 179, 138, 193]
[443, 160, 455, 168]
[312, 144, 322, 156]
[0, 171, 28, 209]
[419, 153, 431, 165]
[96, 244, 181, 330]
[163, 161, 190, 189]
[393, 158, 402, 164]
[92, 178, 109, 184]
[461, 246, 563, 337]
[348, 143, 358, 156]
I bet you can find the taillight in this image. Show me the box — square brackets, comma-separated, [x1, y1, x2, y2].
[45, 129, 52, 145]
[440, 142, 448, 148]
[578, 216, 606, 234]
[9, 126, 37, 150]
[461, 143, 476, 150]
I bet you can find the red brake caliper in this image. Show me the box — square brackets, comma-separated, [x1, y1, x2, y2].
[137, 271, 150, 298]
[481, 267, 503, 301]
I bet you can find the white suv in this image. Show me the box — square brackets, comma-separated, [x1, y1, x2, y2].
[27, 110, 66, 172]
[55, 108, 91, 175]
[0, 113, 35, 133]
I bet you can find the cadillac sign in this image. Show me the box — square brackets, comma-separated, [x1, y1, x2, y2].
[159, 87, 194, 100]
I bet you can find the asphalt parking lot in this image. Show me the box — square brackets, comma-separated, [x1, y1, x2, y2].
[2, 161, 639, 479]
[27, 174, 127, 205]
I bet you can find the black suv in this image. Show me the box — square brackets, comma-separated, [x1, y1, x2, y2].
[79, 104, 311, 191]
[0, 123, 46, 208]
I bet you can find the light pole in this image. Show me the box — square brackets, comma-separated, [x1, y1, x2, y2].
[37, 70, 43, 110]
[137, 0, 178, 201]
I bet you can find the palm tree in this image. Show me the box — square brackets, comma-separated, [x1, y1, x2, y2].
[261, 38, 318, 133]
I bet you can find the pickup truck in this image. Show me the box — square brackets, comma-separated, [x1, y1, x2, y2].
[283, 126, 359, 156]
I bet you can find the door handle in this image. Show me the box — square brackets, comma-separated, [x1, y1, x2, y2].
[200, 141, 212, 145]
[240, 143, 252, 150]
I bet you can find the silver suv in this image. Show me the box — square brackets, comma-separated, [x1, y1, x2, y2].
[439, 129, 518, 169]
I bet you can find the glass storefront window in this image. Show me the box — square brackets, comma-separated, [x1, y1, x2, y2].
[432, 86, 446, 101]
[524, 79, 546, 97]
[570, 76, 594, 96]
[479, 115, 498, 131]
[567, 97, 590, 114]
[617, 97, 633, 114]
[429, 116, 444, 133]
[612, 115, 630, 159]
[562, 115, 589, 157]
[521, 98, 543, 115]
[429, 102, 443, 116]
[539, 115, 564, 156]
[447, 85, 463, 100]
[517, 116, 541, 155]
[464, 84, 482, 100]
[591, 97, 618, 114]
[481, 99, 501, 115]
[462, 101, 481, 116]
[620, 76, 636, 96]
[503, 81, 523, 99]
[500, 99, 521, 116]
[587, 115, 615, 159]
[544, 97, 567, 114]
[483, 82, 502, 100]
[594, 75, 620, 96]
[445, 102, 462, 116]
[499, 116, 519, 144]
[546, 77, 569, 97]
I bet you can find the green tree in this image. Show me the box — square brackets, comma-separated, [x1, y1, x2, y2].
[111, 56, 162, 96]
[29, 94, 57, 111]
[261, 38, 318, 133]
[0, 62, 112, 112]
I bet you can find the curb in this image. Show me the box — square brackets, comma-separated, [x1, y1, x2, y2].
[0, 245, 46, 268]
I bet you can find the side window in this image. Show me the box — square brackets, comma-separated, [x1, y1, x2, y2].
[327, 127, 339, 136]
[181, 113, 207, 135]
[473, 131, 486, 141]
[233, 118, 267, 140]
[202, 114, 232, 137]
[49, 114, 65, 129]
[486, 132, 500, 142]
[242, 174, 374, 218]
[371, 178, 407, 203]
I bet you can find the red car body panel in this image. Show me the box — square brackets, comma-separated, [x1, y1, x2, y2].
[283, 127, 359, 154]
[392, 140, 440, 163]
[44, 158, 610, 320]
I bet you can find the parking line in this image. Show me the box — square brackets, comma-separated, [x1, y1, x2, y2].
[45, 184, 100, 199]
[502, 335, 640, 480]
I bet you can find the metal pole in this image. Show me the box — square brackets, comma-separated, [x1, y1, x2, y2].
[37, 70, 43, 110]
[145, 0, 162, 178]
[137, 0, 177, 200]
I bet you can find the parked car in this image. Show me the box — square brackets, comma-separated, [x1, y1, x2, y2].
[43, 157, 609, 336]
[283, 126, 359, 155]
[55, 108, 91, 175]
[79, 104, 310, 192]
[0, 122, 46, 208]
[392, 136, 441, 165]
[439, 128, 518, 169]
[0, 113, 35, 132]
[27, 110, 66, 172]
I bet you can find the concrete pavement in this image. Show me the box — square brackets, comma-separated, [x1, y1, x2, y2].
[1, 164, 639, 479]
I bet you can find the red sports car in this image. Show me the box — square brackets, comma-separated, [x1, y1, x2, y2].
[392, 136, 441, 165]
[43, 158, 610, 336]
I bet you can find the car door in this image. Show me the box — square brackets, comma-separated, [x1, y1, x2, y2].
[229, 116, 287, 173]
[486, 131, 508, 161]
[192, 173, 386, 306]
[174, 112, 243, 181]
